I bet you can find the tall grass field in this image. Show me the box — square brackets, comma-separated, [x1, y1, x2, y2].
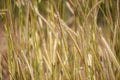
[0, 0, 120, 80]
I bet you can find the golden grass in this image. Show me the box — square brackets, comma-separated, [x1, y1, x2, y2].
[0, 0, 120, 80]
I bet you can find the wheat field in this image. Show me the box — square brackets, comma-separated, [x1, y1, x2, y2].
[0, 0, 120, 80]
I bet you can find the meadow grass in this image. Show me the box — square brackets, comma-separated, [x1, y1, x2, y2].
[0, 0, 120, 80]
